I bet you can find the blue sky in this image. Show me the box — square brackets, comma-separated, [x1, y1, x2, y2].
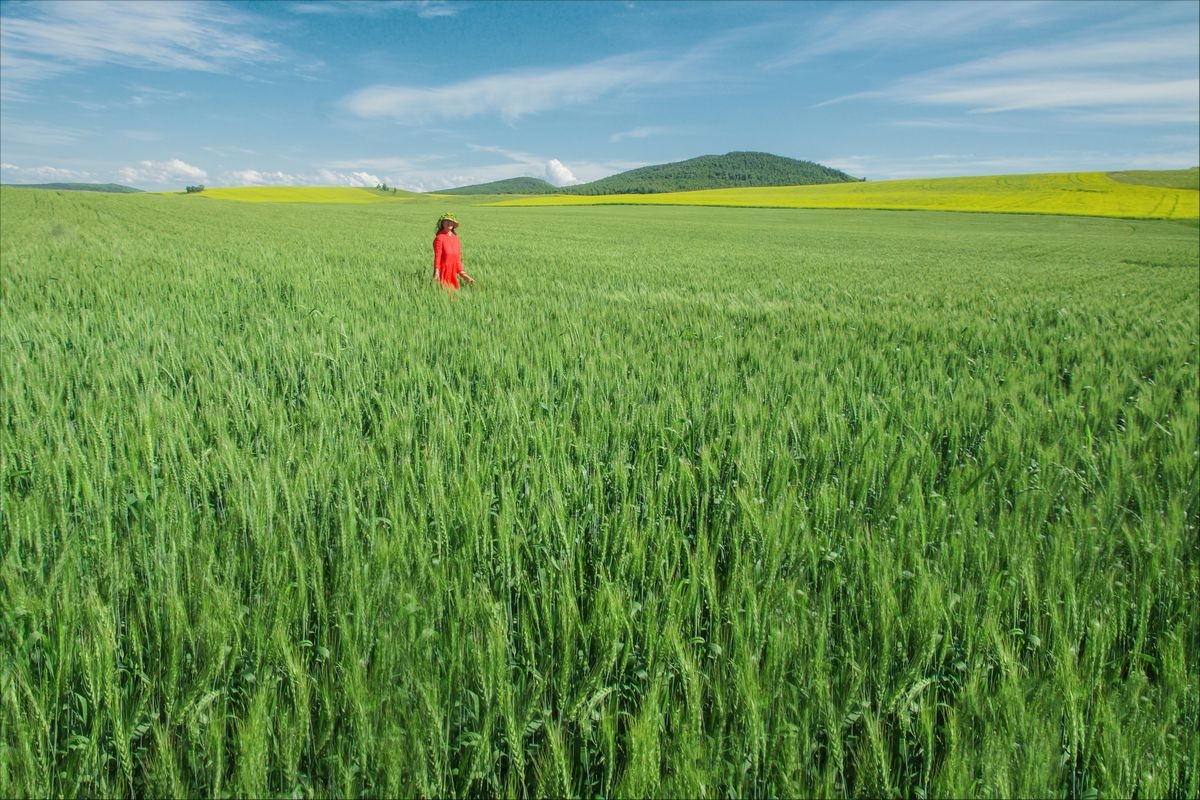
[1, 0, 1196, 191]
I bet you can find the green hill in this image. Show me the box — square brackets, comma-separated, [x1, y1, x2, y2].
[2, 182, 143, 193]
[1107, 167, 1199, 191]
[563, 151, 859, 195]
[436, 177, 558, 195]
[436, 152, 859, 195]
[493, 170, 1198, 220]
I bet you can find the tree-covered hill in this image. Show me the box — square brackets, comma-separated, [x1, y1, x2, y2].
[436, 177, 559, 195]
[1, 182, 143, 193]
[562, 152, 860, 195]
[434, 152, 860, 195]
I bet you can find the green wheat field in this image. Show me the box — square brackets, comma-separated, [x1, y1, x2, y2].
[2, 183, 1197, 797]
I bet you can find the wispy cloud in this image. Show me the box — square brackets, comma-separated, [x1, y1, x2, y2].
[325, 155, 445, 173]
[819, 25, 1199, 124]
[0, 162, 95, 183]
[128, 84, 192, 107]
[766, 0, 1058, 69]
[900, 77, 1198, 115]
[467, 144, 544, 162]
[0, 121, 87, 147]
[466, 145, 579, 187]
[224, 168, 381, 187]
[609, 125, 680, 143]
[202, 145, 259, 159]
[341, 53, 684, 124]
[1068, 109, 1200, 127]
[289, 1, 456, 19]
[413, 2, 458, 20]
[122, 130, 165, 143]
[943, 27, 1197, 75]
[0, 1, 280, 100]
[0, 53, 73, 102]
[884, 118, 1031, 134]
[118, 158, 209, 186]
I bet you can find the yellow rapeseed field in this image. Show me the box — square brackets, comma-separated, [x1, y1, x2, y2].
[495, 172, 1199, 219]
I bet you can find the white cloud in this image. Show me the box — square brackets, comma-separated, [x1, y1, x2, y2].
[289, 1, 456, 18]
[317, 169, 381, 187]
[118, 158, 209, 187]
[918, 77, 1198, 115]
[189, 149, 634, 194]
[885, 118, 1029, 134]
[767, 0, 1060, 69]
[818, 25, 1199, 124]
[0, 162, 95, 183]
[128, 84, 192, 107]
[545, 159, 578, 186]
[341, 53, 679, 124]
[468, 144, 541, 162]
[0, 52, 73, 102]
[0, 121, 87, 146]
[1063, 109, 1200, 127]
[941, 28, 1198, 76]
[202, 145, 259, 158]
[5, 155, 627, 192]
[222, 168, 382, 187]
[0, 1, 279, 100]
[609, 125, 677, 143]
[414, 2, 458, 19]
[226, 169, 294, 185]
[122, 130, 165, 143]
[558, 159, 647, 184]
[459, 146, 579, 187]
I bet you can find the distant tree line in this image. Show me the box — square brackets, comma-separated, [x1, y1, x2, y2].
[185, 184, 205, 193]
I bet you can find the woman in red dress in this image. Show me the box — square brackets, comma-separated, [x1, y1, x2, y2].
[433, 213, 475, 291]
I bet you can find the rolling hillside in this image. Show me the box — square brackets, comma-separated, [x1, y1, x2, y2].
[436, 152, 858, 196]
[561, 152, 859, 195]
[493, 170, 1199, 220]
[133, 168, 1198, 220]
[436, 177, 559, 195]
[1, 182, 142, 193]
[1108, 167, 1199, 190]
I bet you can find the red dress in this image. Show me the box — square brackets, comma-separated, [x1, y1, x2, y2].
[433, 231, 463, 289]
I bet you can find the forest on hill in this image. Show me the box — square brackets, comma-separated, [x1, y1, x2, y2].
[436, 152, 859, 195]
[562, 152, 859, 195]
